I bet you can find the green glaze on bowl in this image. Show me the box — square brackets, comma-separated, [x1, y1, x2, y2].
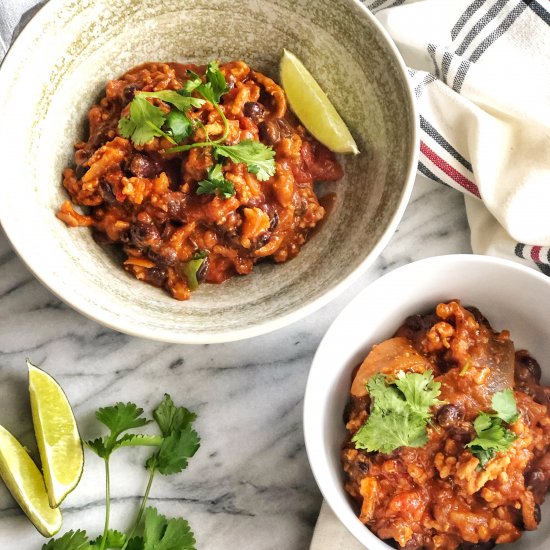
[0, 0, 418, 343]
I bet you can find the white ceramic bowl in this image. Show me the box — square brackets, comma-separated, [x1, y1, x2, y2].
[304, 254, 550, 550]
[0, 0, 417, 343]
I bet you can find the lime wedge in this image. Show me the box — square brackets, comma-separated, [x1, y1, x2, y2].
[28, 361, 83, 508]
[280, 49, 359, 155]
[0, 424, 62, 536]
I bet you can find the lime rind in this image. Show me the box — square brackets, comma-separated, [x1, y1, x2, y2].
[280, 49, 359, 155]
[0, 424, 62, 537]
[28, 361, 84, 508]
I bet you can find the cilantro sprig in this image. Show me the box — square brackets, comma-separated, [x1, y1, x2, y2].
[215, 141, 276, 181]
[43, 395, 199, 550]
[466, 389, 518, 467]
[118, 90, 204, 146]
[118, 60, 276, 183]
[352, 370, 442, 454]
[118, 97, 173, 147]
[197, 164, 235, 199]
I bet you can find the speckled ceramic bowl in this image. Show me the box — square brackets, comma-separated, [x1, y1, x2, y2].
[0, 0, 417, 343]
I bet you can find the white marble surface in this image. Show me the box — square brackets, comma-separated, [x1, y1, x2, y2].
[0, 173, 472, 549]
[0, 3, 472, 548]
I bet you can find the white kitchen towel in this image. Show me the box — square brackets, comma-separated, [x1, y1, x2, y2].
[377, 0, 550, 275]
[311, 0, 550, 548]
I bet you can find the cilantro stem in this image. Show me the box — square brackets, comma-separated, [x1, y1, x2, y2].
[145, 120, 177, 145]
[99, 457, 111, 550]
[121, 461, 157, 550]
[118, 435, 163, 448]
[165, 100, 230, 154]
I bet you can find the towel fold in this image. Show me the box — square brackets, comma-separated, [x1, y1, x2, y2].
[312, 0, 550, 547]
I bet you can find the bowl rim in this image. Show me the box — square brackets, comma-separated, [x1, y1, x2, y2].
[303, 253, 550, 548]
[0, 0, 419, 344]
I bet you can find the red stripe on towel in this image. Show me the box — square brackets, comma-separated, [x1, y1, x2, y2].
[530, 246, 542, 262]
[420, 141, 481, 198]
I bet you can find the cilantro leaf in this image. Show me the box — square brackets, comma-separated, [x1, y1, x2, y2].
[180, 72, 203, 95]
[466, 415, 517, 467]
[96, 403, 150, 438]
[103, 530, 127, 548]
[394, 370, 443, 420]
[366, 374, 407, 414]
[214, 140, 276, 181]
[152, 426, 201, 475]
[165, 111, 193, 143]
[473, 411, 493, 433]
[153, 394, 197, 437]
[86, 437, 108, 458]
[125, 538, 144, 550]
[90, 530, 127, 549]
[181, 63, 229, 106]
[204, 61, 230, 103]
[143, 508, 196, 550]
[119, 96, 167, 146]
[88, 403, 151, 458]
[353, 407, 428, 454]
[42, 530, 91, 550]
[466, 391, 519, 467]
[492, 389, 519, 424]
[136, 90, 204, 111]
[352, 370, 441, 454]
[197, 164, 235, 199]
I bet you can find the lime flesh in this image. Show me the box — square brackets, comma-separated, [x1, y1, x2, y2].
[280, 49, 359, 155]
[0, 424, 62, 536]
[28, 361, 83, 508]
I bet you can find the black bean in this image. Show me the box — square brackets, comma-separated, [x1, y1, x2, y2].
[92, 229, 113, 245]
[161, 223, 176, 240]
[75, 164, 89, 179]
[269, 211, 279, 232]
[534, 503, 541, 525]
[465, 306, 491, 327]
[276, 117, 294, 138]
[75, 149, 91, 166]
[258, 120, 281, 145]
[144, 266, 167, 288]
[243, 101, 265, 123]
[516, 352, 542, 383]
[459, 542, 496, 550]
[130, 221, 160, 248]
[90, 127, 115, 149]
[402, 534, 430, 550]
[402, 315, 427, 332]
[129, 154, 159, 179]
[123, 84, 137, 102]
[525, 468, 548, 495]
[255, 232, 271, 249]
[99, 181, 116, 203]
[147, 247, 177, 267]
[166, 192, 188, 220]
[196, 256, 209, 282]
[437, 405, 464, 428]
[405, 314, 440, 334]
[450, 426, 475, 444]
[119, 230, 131, 244]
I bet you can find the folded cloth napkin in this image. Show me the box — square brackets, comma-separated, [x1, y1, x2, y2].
[380, 0, 550, 275]
[311, 0, 550, 548]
